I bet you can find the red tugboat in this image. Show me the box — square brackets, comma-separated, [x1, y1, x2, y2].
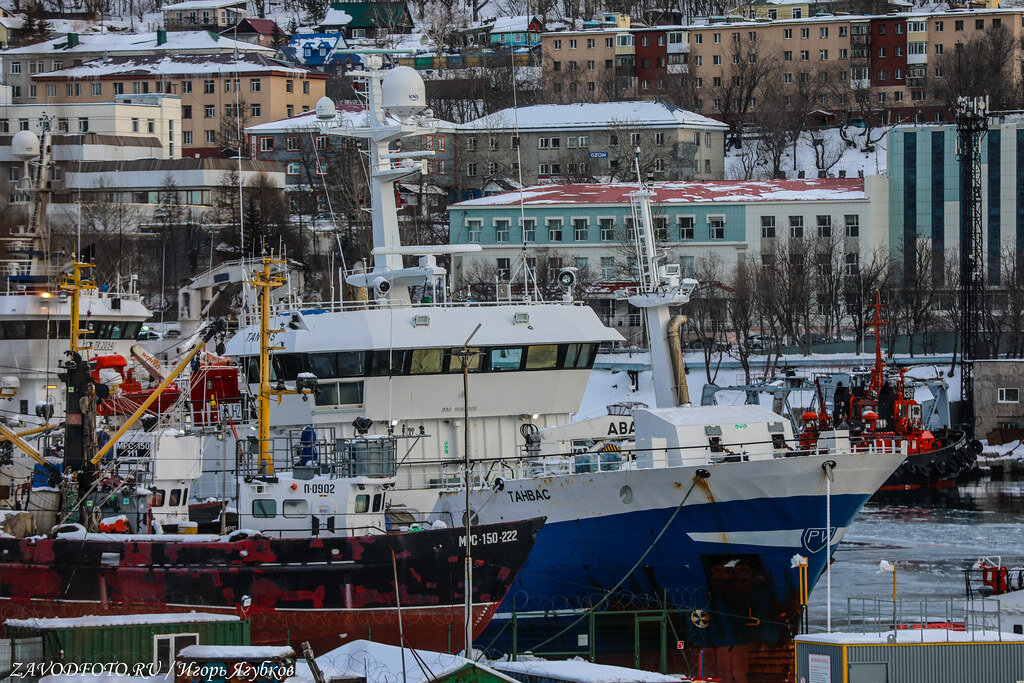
[800, 293, 978, 491]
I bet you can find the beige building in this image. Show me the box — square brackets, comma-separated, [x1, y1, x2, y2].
[30, 53, 327, 158]
[162, 0, 246, 31]
[0, 88, 181, 158]
[541, 13, 638, 102]
[684, 8, 1023, 116]
[0, 30, 273, 104]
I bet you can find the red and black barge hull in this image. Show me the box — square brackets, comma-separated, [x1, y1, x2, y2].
[0, 517, 544, 654]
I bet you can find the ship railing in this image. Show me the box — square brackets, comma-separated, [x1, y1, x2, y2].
[263, 296, 590, 319]
[390, 435, 908, 490]
[235, 428, 411, 480]
[844, 595, 1007, 638]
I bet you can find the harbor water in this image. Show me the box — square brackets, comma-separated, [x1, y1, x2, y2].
[806, 475, 1024, 631]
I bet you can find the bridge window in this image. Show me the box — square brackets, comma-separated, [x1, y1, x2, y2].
[252, 499, 276, 518]
[354, 494, 369, 513]
[525, 344, 558, 369]
[410, 348, 443, 374]
[283, 499, 308, 517]
[490, 347, 524, 371]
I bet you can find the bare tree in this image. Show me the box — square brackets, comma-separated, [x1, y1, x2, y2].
[686, 257, 729, 385]
[706, 39, 777, 149]
[932, 24, 1021, 111]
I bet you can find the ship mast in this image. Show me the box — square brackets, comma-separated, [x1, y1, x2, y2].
[251, 255, 287, 477]
[625, 150, 697, 408]
[865, 291, 887, 396]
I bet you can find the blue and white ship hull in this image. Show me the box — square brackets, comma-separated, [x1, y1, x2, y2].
[429, 450, 904, 650]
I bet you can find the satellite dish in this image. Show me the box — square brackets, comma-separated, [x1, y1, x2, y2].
[12, 130, 40, 161]
[381, 66, 426, 120]
[315, 96, 336, 120]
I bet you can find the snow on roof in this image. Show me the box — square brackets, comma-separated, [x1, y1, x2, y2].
[6, 612, 240, 630]
[490, 15, 536, 33]
[0, 30, 271, 55]
[459, 101, 727, 133]
[178, 645, 295, 660]
[34, 52, 312, 79]
[797, 629, 1024, 645]
[0, 14, 23, 29]
[452, 178, 866, 208]
[314, 640, 518, 683]
[493, 658, 685, 683]
[321, 6, 353, 26]
[161, 0, 245, 10]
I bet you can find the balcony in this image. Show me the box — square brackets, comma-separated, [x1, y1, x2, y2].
[667, 63, 688, 74]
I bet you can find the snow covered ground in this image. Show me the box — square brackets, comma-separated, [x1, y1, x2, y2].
[725, 126, 890, 181]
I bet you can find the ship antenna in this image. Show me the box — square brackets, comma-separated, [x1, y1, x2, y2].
[505, 45, 537, 301]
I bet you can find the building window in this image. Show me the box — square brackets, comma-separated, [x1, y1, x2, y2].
[183, 130, 192, 144]
[494, 219, 511, 242]
[573, 218, 588, 241]
[789, 215, 804, 239]
[204, 79, 215, 93]
[302, 81, 310, 94]
[761, 215, 776, 239]
[205, 105, 215, 118]
[496, 258, 511, 279]
[553, 39, 562, 49]
[259, 137, 273, 152]
[844, 215, 860, 237]
[466, 219, 482, 242]
[522, 218, 536, 242]
[709, 216, 725, 240]
[998, 388, 1020, 404]
[820, 49, 828, 60]
[673, 215, 696, 240]
[251, 103, 261, 117]
[180, 80, 192, 94]
[286, 161, 301, 175]
[250, 78, 261, 92]
[205, 130, 215, 143]
[800, 50, 809, 61]
[91, 83, 101, 96]
[9, 61, 20, 74]
[547, 218, 563, 242]
[816, 215, 832, 238]
[601, 256, 616, 280]
[131, 118, 140, 132]
[598, 218, 615, 241]
[466, 162, 477, 177]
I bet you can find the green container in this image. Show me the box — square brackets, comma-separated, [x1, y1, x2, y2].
[4, 613, 249, 670]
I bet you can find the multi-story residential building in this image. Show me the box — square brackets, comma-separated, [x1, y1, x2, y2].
[0, 89, 181, 160]
[448, 178, 878, 339]
[162, 0, 246, 32]
[30, 53, 327, 158]
[0, 30, 273, 104]
[454, 101, 727, 196]
[489, 15, 545, 48]
[886, 115, 1024, 286]
[540, 7, 1023, 121]
[540, 14, 636, 102]
[246, 107, 456, 213]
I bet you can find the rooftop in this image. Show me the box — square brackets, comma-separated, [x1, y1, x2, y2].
[490, 15, 540, 33]
[0, 29, 272, 55]
[5, 612, 239, 630]
[459, 101, 727, 133]
[161, 0, 245, 10]
[796, 629, 1024, 645]
[32, 52, 317, 79]
[452, 178, 866, 207]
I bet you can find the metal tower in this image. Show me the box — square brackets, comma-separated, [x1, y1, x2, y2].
[955, 96, 989, 437]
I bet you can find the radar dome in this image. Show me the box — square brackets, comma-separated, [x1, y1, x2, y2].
[381, 66, 426, 120]
[315, 96, 336, 120]
[12, 130, 39, 160]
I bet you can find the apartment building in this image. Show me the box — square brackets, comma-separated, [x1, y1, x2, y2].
[0, 30, 273, 104]
[162, 0, 246, 31]
[687, 8, 1022, 119]
[454, 101, 727, 196]
[0, 89, 181, 159]
[540, 13, 637, 102]
[540, 7, 1023, 121]
[448, 178, 877, 339]
[29, 53, 327, 158]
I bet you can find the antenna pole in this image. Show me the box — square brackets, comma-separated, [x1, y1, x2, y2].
[461, 322, 482, 657]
